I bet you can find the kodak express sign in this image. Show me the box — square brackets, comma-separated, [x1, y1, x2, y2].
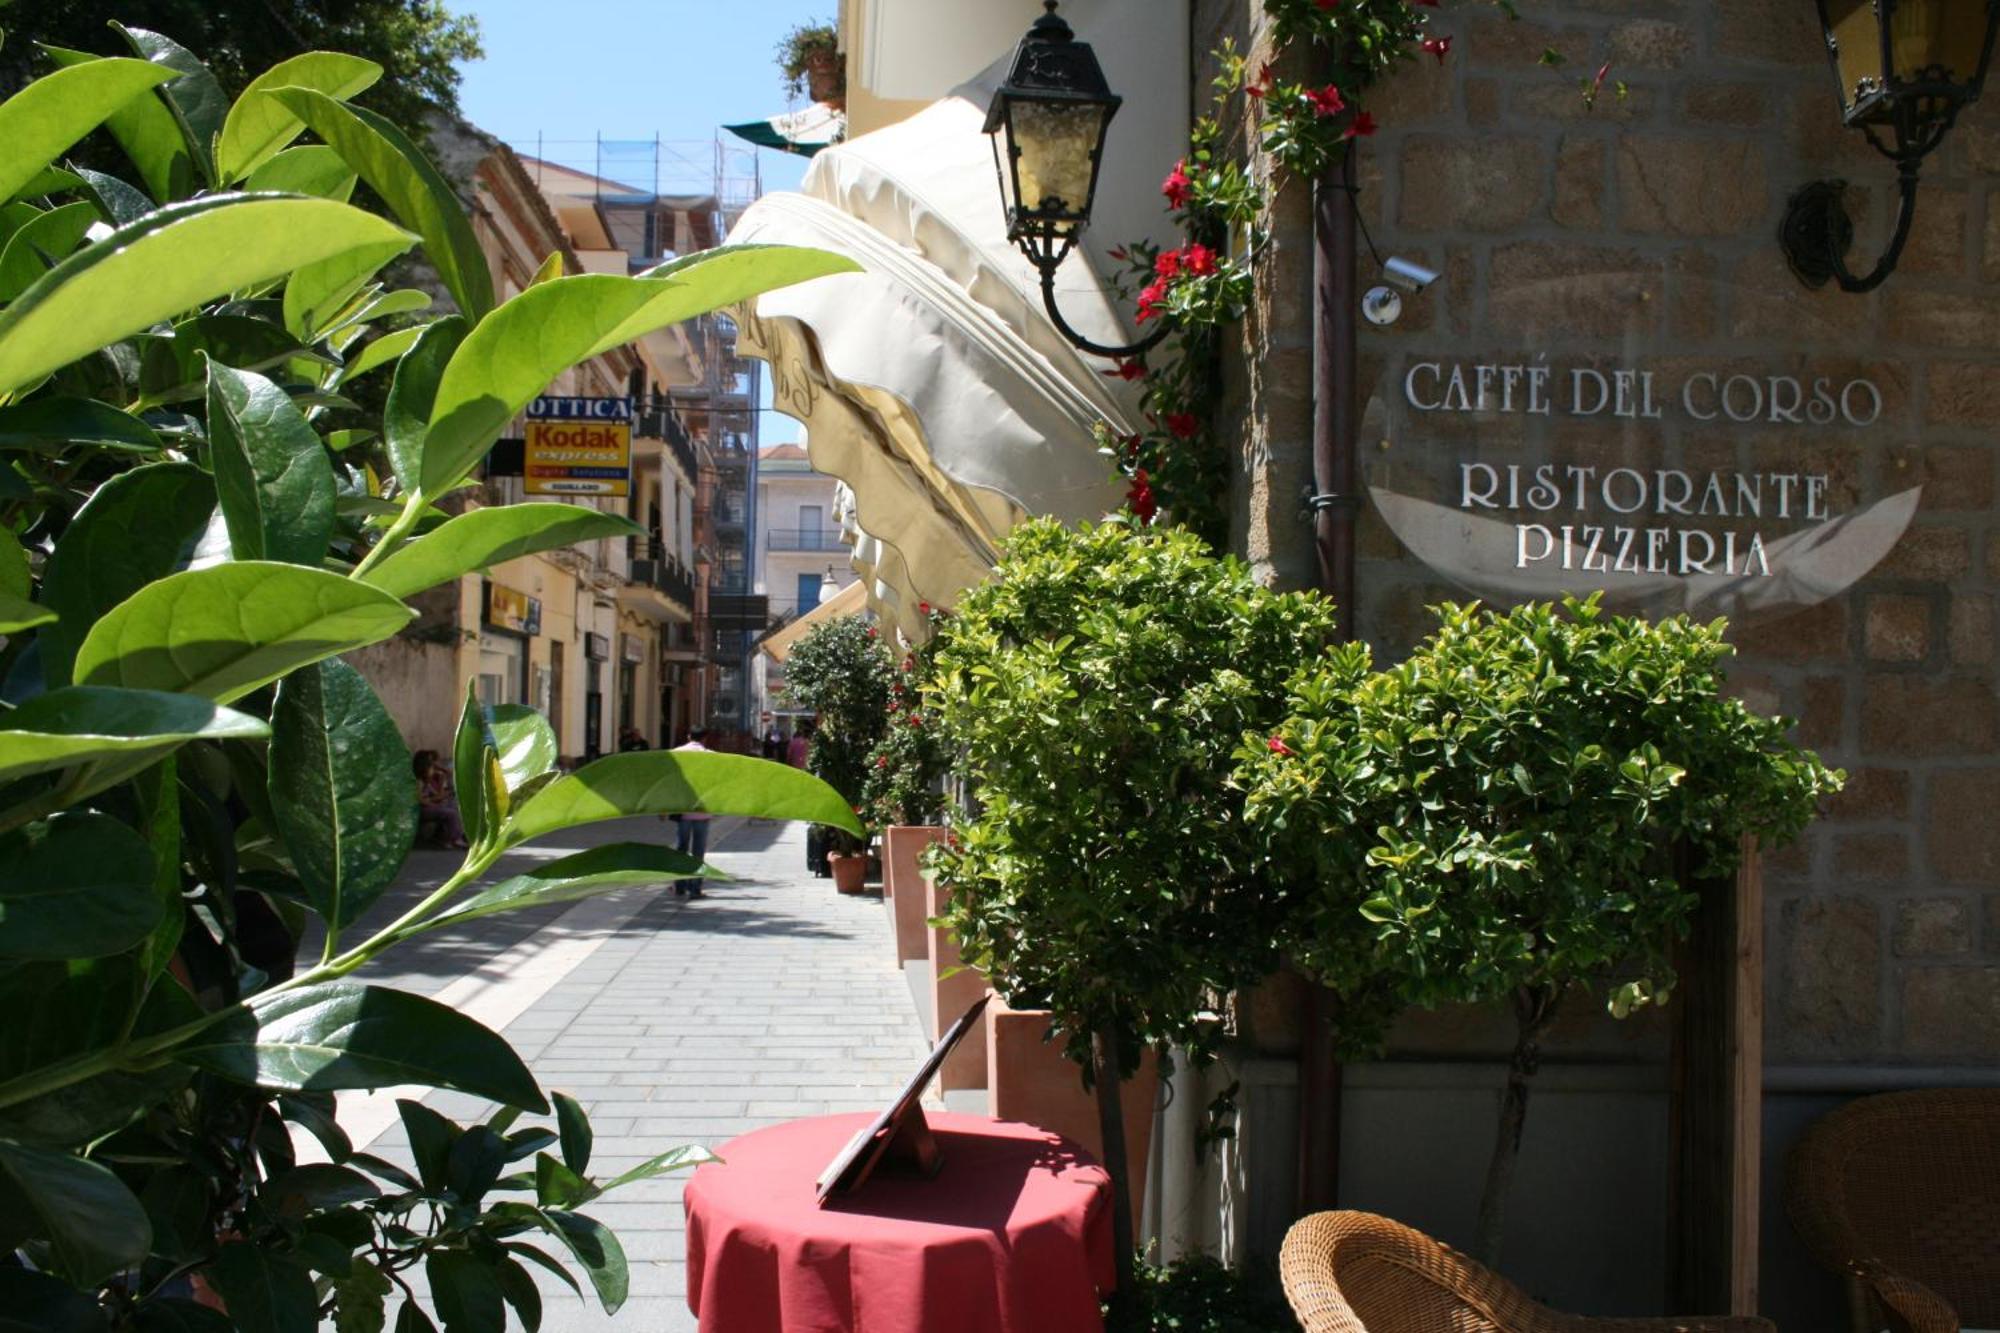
[525, 395, 632, 496]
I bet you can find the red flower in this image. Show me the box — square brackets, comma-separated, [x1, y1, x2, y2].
[1314, 0, 1339, 9]
[1121, 432, 1142, 461]
[1103, 359, 1147, 381]
[1421, 34, 1451, 63]
[1135, 279, 1170, 323]
[1127, 468, 1157, 523]
[918, 601, 930, 615]
[876, 755, 890, 768]
[1306, 84, 1346, 117]
[1107, 245, 1129, 261]
[1161, 160, 1192, 209]
[1268, 735, 1293, 756]
[908, 713, 922, 727]
[1345, 111, 1379, 139]
[866, 626, 878, 638]
[1246, 62, 1276, 100]
[1154, 247, 1184, 280]
[1184, 243, 1217, 276]
[1165, 412, 1200, 439]
[1411, 0, 1438, 5]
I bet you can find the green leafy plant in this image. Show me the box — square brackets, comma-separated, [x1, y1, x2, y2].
[1238, 597, 1841, 1266]
[775, 20, 840, 101]
[1103, 1252, 1292, 1333]
[782, 614, 894, 854]
[860, 615, 951, 829]
[0, 37, 858, 1329]
[922, 518, 1340, 1293]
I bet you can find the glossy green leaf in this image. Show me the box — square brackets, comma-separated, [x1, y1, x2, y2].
[179, 982, 547, 1112]
[206, 361, 337, 565]
[0, 201, 97, 301]
[269, 660, 415, 932]
[420, 245, 858, 494]
[0, 813, 160, 959]
[489, 704, 557, 792]
[599, 1143, 716, 1191]
[554, 1091, 590, 1175]
[73, 166, 157, 226]
[0, 1138, 151, 1286]
[395, 1303, 439, 1333]
[534, 1151, 593, 1208]
[423, 843, 717, 933]
[0, 687, 267, 786]
[41, 46, 193, 205]
[242, 144, 356, 201]
[546, 1211, 627, 1314]
[139, 315, 318, 405]
[364, 503, 642, 601]
[283, 242, 405, 341]
[0, 58, 171, 205]
[274, 89, 493, 321]
[328, 287, 430, 337]
[39, 463, 214, 689]
[0, 591, 53, 635]
[0, 534, 27, 599]
[132, 1299, 233, 1333]
[208, 1242, 317, 1333]
[507, 751, 861, 847]
[0, 396, 164, 455]
[74, 562, 414, 704]
[0, 1266, 111, 1333]
[429, 1250, 505, 1333]
[494, 1258, 542, 1333]
[382, 315, 467, 493]
[217, 53, 382, 183]
[0, 194, 416, 398]
[112, 26, 227, 189]
[451, 682, 503, 850]
[336, 323, 425, 385]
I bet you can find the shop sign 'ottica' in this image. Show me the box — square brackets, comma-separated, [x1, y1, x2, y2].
[526, 395, 632, 497]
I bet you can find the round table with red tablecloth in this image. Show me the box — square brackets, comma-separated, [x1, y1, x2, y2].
[684, 1111, 1115, 1333]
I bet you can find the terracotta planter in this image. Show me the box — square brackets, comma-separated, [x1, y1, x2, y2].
[884, 826, 943, 963]
[829, 851, 867, 894]
[925, 869, 988, 1092]
[805, 52, 843, 107]
[986, 998, 1158, 1212]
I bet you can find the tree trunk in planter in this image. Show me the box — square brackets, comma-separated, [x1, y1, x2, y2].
[1092, 1023, 1136, 1303]
[1473, 984, 1562, 1269]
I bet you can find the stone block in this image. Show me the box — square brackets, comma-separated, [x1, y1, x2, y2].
[1986, 202, 2000, 283]
[1863, 594, 1931, 663]
[1465, 15, 1593, 70]
[1681, 81, 1768, 127]
[1950, 595, 1995, 670]
[1785, 86, 1890, 174]
[1825, 767, 1910, 822]
[1834, 831, 1906, 882]
[1727, 249, 1876, 341]
[1513, 80, 1658, 123]
[1668, 246, 1722, 340]
[1861, 674, 1997, 755]
[1798, 675, 1844, 751]
[1874, 526, 1971, 581]
[1608, 18, 1694, 68]
[1901, 966, 2000, 1057]
[1928, 769, 2000, 884]
[1900, 188, 1969, 276]
[1465, 77, 1502, 129]
[1617, 136, 1766, 236]
[1369, 51, 1454, 126]
[1487, 241, 1662, 340]
[1884, 288, 2000, 349]
[1893, 898, 1974, 957]
[1551, 135, 1605, 229]
[1399, 136, 1545, 232]
[1732, 598, 1847, 665]
[1925, 361, 2000, 426]
[1715, 0, 1823, 63]
[1777, 895, 1880, 1055]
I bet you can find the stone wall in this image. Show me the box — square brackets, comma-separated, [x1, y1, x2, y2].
[1219, 0, 2000, 1071]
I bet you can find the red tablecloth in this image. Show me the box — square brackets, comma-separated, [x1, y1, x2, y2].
[684, 1112, 1114, 1333]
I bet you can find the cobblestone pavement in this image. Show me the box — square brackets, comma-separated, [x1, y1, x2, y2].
[340, 817, 932, 1332]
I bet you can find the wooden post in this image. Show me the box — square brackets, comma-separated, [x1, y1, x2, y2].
[1666, 835, 1763, 1314]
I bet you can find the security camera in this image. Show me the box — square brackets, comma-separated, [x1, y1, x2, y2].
[1361, 286, 1404, 327]
[1382, 256, 1439, 293]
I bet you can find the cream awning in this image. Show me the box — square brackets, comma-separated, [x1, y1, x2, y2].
[760, 577, 870, 664]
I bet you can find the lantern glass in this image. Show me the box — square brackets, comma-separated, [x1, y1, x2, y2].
[1822, 0, 1999, 126]
[1009, 99, 1107, 221]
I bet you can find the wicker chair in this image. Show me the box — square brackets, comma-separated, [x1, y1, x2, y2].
[1278, 1211, 1775, 1333]
[1786, 1088, 2000, 1333]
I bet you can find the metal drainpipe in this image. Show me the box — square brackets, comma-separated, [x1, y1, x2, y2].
[1298, 141, 1360, 1217]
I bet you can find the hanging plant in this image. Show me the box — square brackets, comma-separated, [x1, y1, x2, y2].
[777, 20, 843, 102]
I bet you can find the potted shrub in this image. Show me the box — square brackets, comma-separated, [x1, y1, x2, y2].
[783, 614, 895, 890]
[0, 35, 859, 1325]
[778, 19, 843, 106]
[924, 518, 1340, 1295]
[1239, 597, 1842, 1267]
[865, 617, 953, 954]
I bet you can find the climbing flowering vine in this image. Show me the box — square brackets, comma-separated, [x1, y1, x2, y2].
[1102, 0, 1520, 539]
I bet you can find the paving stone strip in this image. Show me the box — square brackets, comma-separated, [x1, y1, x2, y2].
[336, 817, 935, 1333]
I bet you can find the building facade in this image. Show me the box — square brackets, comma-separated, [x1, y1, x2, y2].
[752, 442, 859, 721]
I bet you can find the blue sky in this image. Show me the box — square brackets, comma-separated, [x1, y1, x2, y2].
[454, 3, 836, 441]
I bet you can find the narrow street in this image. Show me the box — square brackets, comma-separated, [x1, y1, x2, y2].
[329, 819, 934, 1331]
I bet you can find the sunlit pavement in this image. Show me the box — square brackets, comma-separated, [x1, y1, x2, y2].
[323, 818, 932, 1332]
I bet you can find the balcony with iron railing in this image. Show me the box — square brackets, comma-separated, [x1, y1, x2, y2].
[624, 535, 697, 610]
[635, 395, 699, 482]
[766, 528, 846, 553]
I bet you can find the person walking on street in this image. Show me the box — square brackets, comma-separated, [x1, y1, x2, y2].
[673, 727, 712, 898]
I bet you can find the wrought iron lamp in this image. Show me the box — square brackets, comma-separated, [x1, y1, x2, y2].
[984, 1, 1166, 358]
[1781, 0, 2000, 292]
